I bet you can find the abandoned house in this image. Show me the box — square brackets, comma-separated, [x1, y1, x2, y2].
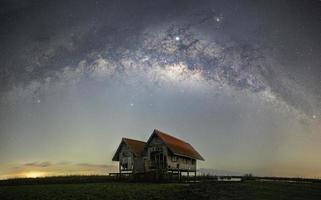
[112, 129, 204, 178]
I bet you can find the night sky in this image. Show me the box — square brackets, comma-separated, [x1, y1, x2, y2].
[0, 0, 321, 179]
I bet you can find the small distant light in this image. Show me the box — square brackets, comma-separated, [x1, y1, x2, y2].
[216, 17, 220, 22]
[130, 103, 134, 107]
[37, 99, 41, 103]
[175, 36, 180, 41]
[312, 115, 317, 119]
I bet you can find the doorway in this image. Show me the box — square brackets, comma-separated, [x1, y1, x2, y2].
[150, 151, 166, 169]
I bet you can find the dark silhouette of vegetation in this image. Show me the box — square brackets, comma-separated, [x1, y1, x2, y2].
[1, 175, 321, 186]
[0, 175, 115, 186]
[1, 177, 321, 200]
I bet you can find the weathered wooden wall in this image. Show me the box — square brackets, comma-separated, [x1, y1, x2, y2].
[144, 134, 196, 172]
[118, 143, 133, 171]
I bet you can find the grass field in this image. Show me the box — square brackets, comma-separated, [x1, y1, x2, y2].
[1, 179, 321, 200]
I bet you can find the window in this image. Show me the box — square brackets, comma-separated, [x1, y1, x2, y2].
[172, 155, 177, 162]
[192, 159, 196, 165]
[123, 151, 129, 157]
[121, 163, 128, 169]
[150, 146, 162, 152]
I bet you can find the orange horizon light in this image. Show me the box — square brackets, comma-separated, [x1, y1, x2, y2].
[24, 171, 47, 178]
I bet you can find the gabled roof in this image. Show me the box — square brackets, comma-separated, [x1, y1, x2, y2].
[112, 138, 146, 161]
[148, 129, 205, 161]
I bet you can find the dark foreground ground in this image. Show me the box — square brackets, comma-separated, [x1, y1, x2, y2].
[1, 179, 321, 200]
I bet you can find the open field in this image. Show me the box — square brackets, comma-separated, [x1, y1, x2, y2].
[1, 178, 321, 200]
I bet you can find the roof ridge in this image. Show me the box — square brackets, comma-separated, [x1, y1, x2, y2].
[154, 129, 188, 144]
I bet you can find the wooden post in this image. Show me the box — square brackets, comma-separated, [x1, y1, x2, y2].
[187, 171, 189, 182]
[163, 154, 165, 169]
[187, 159, 190, 181]
[195, 161, 197, 182]
[119, 162, 122, 180]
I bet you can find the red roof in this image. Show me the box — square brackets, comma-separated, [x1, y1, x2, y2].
[112, 138, 146, 161]
[152, 129, 204, 160]
[123, 138, 146, 156]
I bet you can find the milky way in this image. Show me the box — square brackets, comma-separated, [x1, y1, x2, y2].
[0, 0, 321, 179]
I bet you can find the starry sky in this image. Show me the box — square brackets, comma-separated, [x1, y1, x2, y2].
[0, 0, 321, 179]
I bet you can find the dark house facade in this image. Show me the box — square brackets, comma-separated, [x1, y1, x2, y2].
[112, 129, 204, 178]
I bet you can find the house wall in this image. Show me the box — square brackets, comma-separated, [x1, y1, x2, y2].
[118, 143, 133, 171]
[146, 136, 168, 157]
[133, 157, 145, 173]
[167, 154, 196, 171]
[144, 135, 168, 171]
[144, 135, 196, 172]
[118, 143, 145, 173]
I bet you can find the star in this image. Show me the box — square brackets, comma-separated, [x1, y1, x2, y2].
[312, 115, 317, 119]
[175, 36, 180, 41]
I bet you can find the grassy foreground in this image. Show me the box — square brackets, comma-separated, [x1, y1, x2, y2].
[0, 180, 321, 200]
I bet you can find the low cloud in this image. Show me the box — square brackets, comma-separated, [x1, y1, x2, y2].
[23, 161, 52, 168]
